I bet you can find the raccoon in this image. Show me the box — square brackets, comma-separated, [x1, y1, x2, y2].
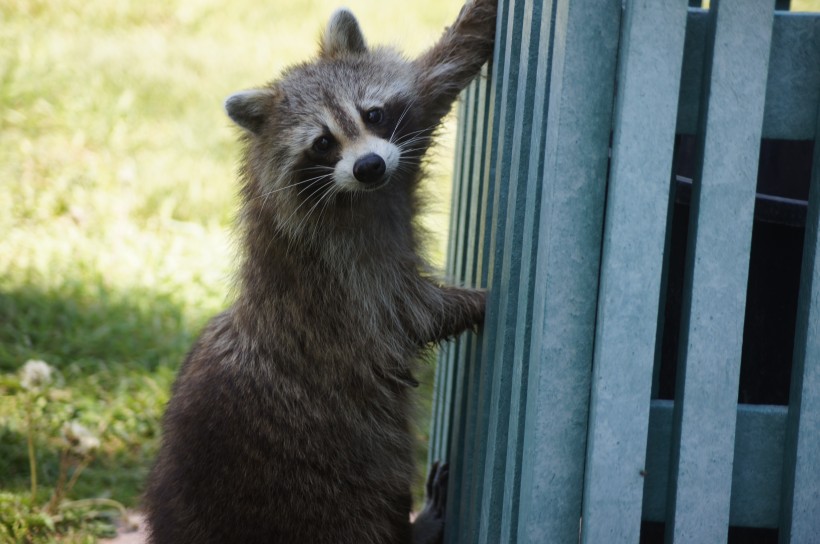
[143, 2, 496, 543]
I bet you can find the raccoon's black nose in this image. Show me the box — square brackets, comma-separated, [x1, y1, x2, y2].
[353, 153, 386, 184]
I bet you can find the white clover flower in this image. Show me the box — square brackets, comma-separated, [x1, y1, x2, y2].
[19, 359, 55, 392]
[62, 421, 101, 456]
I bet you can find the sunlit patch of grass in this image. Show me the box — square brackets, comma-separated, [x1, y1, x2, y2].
[792, 0, 820, 11]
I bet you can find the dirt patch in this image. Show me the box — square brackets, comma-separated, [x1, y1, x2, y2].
[100, 512, 146, 544]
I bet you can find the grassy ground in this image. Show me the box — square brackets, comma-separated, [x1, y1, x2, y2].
[0, 0, 463, 531]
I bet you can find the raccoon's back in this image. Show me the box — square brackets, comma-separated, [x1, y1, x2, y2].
[143, 311, 416, 544]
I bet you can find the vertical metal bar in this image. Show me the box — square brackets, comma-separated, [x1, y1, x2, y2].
[432, 93, 471, 465]
[441, 80, 479, 463]
[477, 0, 546, 541]
[446, 0, 523, 540]
[447, 60, 490, 544]
[779, 104, 820, 544]
[665, 0, 775, 542]
[516, 0, 622, 541]
[500, 0, 556, 541]
[444, 72, 488, 540]
[454, 84, 480, 286]
[580, 1, 688, 542]
[470, 0, 528, 540]
[446, 1, 511, 541]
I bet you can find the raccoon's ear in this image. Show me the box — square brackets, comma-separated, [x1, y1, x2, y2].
[320, 8, 367, 58]
[224, 89, 276, 135]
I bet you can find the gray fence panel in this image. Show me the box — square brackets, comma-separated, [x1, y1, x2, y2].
[581, 0, 688, 542]
[445, 69, 493, 543]
[458, 68, 493, 543]
[474, 0, 529, 541]
[434, 2, 820, 542]
[442, 77, 479, 533]
[779, 105, 820, 544]
[431, 93, 469, 464]
[677, 10, 819, 139]
[500, 1, 556, 541]
[644, 402, 787, 528]
[431, 90, 463, 461]
[762, 14, 820, 140]
[515, 0, 621, 542]
[665, 1, 775, 542]
[446, 0, 513, 540]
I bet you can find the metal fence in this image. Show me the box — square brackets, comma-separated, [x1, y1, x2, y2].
[429, 0, 820, 542]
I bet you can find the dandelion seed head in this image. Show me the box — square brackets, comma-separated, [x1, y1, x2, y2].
[20, 359, 55, 392]
[62, 421, 101, 455]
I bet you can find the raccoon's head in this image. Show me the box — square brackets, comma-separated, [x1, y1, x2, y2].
[224, 6, 494, 236]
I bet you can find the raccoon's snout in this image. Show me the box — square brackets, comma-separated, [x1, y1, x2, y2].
[353, 153, 386, 184]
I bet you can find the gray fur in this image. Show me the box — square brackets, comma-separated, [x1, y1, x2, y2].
[144, 2, 497, 543]
[224, 89, 275, 134]
[321, 8, 368, 58]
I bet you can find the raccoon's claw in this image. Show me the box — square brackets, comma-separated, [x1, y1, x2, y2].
[413, 461, 449, 544]
[426, 461, 449, 517]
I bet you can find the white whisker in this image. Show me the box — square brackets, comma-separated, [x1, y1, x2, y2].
[280, 181, 330, 256]
[252, 173, 332, 202]
[296, 182, 335, 240]
[389, 98, 417, 144]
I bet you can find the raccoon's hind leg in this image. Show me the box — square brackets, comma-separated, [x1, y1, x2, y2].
[412, 462, 450, 544]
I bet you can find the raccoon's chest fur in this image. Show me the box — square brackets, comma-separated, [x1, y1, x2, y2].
[233, 237, 422, 433]
[144, 242, 422, 542]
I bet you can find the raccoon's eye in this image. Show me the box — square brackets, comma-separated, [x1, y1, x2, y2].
[364, 108, 384, 125]
[312, 135, 334, 154]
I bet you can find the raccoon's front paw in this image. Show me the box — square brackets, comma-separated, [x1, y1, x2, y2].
[470, 288, 487, 328]
[412, 461, 449, 544]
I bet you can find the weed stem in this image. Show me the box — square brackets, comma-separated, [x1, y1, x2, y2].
[25, 398, 37, 503]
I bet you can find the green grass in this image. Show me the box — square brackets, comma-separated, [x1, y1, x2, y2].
[0, 0, 463, 531]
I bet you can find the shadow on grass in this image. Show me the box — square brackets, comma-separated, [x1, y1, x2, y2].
[0, 282, 209, 506]
[0, 282, 203, 376]
[0, 281, 439, 508]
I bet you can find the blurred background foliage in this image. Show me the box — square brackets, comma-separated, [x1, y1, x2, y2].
[0, 0, 463, 529]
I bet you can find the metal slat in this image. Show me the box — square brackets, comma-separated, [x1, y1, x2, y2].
[779, 105, 820, 543]
[454, 83, 479, 286]
[515, 0, 622, 541]
[677, 10, 819, 139]
[444, 73, 489, 541]
[447, 1, 512, 541]
[446, 68, 492, 541]
[451, 71, 495, 543]
[465, 67, 492, 291]
[432, 93, 471, 465]
[442, 79, 479, 464]
[472, 0, 529, 541]
[643, 401, 787, 528]
[477, 0, 547, 541]
[665, 1, 775, 542]
[580, 1, 688, 542]
[441, 84, 475, 463]
[762, 14, 820, 140]
[500, 0, 555, 541]
[437, 83, 477, 465]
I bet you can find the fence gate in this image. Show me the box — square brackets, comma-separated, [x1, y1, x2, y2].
[429, 0, 820, 542]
